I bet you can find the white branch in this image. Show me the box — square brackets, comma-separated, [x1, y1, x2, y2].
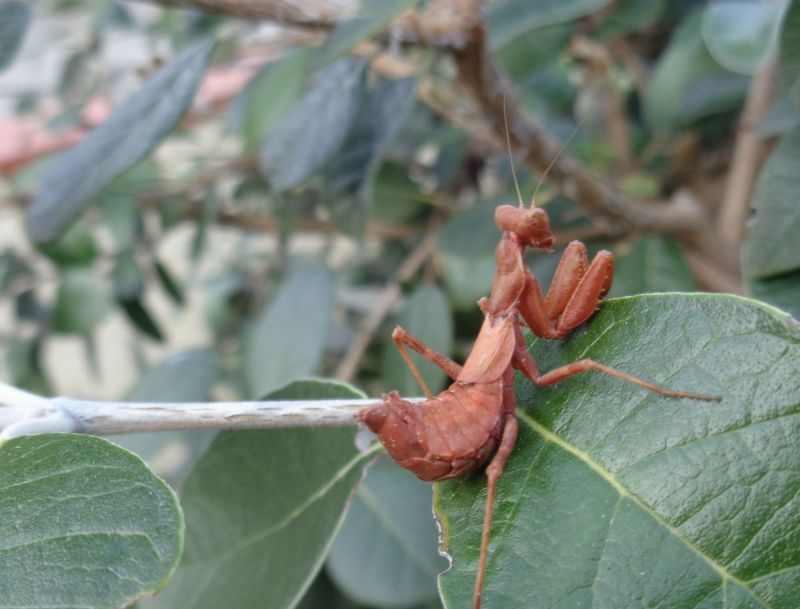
[0, 381, 422, 440]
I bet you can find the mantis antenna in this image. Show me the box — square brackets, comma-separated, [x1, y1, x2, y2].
[529, 121, 582, 208]
[502, 96, 524, 208]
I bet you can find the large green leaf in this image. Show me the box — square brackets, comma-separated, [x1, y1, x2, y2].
[242, 264, 335, 399]
[608, 236, 695, 297]
[146, 379, 376, 609]
[702, 1, 783, 76]
[259, 58, 365, 192]
[315, 0, 417, 67]
[382, 284, 454, 397]
[487, 0, 610, 48]
[742, 126, 800, 278]
[0, 434, 183, 608]
[0, 0, 30, 71]
[27, 40, 213, 243]
[326, 455, 446, 608]
[437, 294, 800, 609]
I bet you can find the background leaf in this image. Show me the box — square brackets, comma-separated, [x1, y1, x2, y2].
[236, 48, 311, 152]
[242, 264, 335, 399]
[146, 379, 375, 609]
[315, 0, 417, 67]
[325, 76, 418, 235]
[114, 350, 220, 483]
[645, 10, 746, 130]
[748, 272, 800, 319]
[52, 268, 112, 334]
[382, 284, 454, 397]
[0, 434, 183, 608]
[780, 0, 800, 107]
[26, 40, 214, 243]
[326, 455, 445, 608]
[487, 0, 609, 48]
[701, 1, 783, 76]
[608, 236, 695, 297]
[437, 294, 800, 609]
[741, 126, 800, 278]
[259, 58, 365, 192]
[0, 0, 31, 71]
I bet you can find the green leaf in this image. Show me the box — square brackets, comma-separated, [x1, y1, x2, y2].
[120, 299, 165, 342]
[0, 0, 31, 71]
[437, 201, 500, 310]
[27, 40, 214, 243]
[370, 163, 428, 224]
[593, 0, 664, 40]
[37, 221, 98, 267]
[437, 294, 800, 609]
[146, 379, 376, 609]
[237, 48, 311, 152]
[315, 0, 417, 66]
[702, 1, 783, 75]
[758, 94, 800, 137]
[487, 0, 610, 48]
[608, 236, 695, 298]
[52, 268, 112, 334]
[325, 76, 418, 235]
[243, 264, 335, 399]
[259, 58, 365, 193]
[645, 10, 745, 131]
[383, 285, 454, 396]
[113, 251, 145, 300]
[153, 259, 186, 306]
[749, 271, 800, 319]
[326, 455, 446, 607]
[742, 126, 800, 278]
[0, 434, 183, 608]
[779, 0, 800, 107]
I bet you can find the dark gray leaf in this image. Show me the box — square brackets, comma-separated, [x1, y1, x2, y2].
[27, 40, 214, 243]
[259, 58, 365, 192]
[325, 77, 418, 235]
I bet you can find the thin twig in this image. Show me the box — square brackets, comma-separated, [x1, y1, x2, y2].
[335, 220, 441, 381]
[718, 56, 778, 245]
[126, 0, 354, 26]
[0, 380, 422, 439]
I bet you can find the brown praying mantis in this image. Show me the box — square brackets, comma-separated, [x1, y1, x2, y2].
[356, 131, 719, 609]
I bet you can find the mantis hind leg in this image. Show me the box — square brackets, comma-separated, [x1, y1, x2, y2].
[474, 368, 518, 609]
[391, 326, 462, 398]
